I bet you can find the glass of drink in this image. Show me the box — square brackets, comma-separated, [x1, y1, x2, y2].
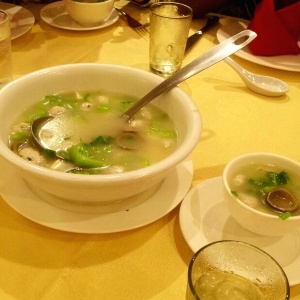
[187, 240, 290, 300]
[0, 10, 12, 89]
[149, 2, 192, 77]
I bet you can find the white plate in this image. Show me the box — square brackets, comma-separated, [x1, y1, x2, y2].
[217, 20, 300, 72]
[40, 1, 119, 31]
[179, 177, 300, 286]
[0, 160, 192, 234]
[0, 2, 35, 40]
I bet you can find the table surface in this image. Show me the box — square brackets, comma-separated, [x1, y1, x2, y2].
[0, 0, 300, 299]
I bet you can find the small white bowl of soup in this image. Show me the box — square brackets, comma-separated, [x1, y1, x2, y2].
[0, 63, 202, 206]
[63, 0, 115, 27]
[223, 152, 300, 236]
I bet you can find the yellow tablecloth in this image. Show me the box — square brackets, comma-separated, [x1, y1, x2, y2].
[1, 1, 300, 299]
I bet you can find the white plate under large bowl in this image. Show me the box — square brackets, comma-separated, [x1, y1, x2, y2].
[179, 177, 300, 286]
[217, 19, 300, 72]
[0, 160, 192, 234]
[0, 2, 35, 39]
[40, 1, 119, 31]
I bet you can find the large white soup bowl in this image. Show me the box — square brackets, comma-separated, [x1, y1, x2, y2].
[0, 64, 202, 205]
[223, 152, 300, 236]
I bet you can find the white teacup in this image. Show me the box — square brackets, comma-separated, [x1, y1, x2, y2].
[63, 0, 115, 27]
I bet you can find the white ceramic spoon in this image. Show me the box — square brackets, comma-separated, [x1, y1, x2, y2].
[185, 20, 289, 98]
[225, 57, 289, 97]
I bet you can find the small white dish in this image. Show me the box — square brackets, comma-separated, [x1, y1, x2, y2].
[40, 1, 119, 31]
[0, 160, 192, 234]
[179, 177, 300, 286]
[217, 19, 300, 72]
[0, 2, 35, 39]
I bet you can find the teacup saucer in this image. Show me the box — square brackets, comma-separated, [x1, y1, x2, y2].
[0, 160, 192, 234]
[179, 177, 300, 286]
[40, 1, 119, 31]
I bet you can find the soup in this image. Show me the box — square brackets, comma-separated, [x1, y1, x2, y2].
[8, 90, 178, 174]
[229, 162, 300, 218]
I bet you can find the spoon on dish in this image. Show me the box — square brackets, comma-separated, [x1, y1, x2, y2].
[185, 20, 289, 97]
[224, 57, 289, 97]
[31, 30, 256, 160]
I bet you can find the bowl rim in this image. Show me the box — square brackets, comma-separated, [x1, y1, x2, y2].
[223, 151, 300, 220]
[0, 63, 202, 183]
[63, 0, 115, 6]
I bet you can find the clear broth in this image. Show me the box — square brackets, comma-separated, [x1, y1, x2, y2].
[8, 90, 178, 174]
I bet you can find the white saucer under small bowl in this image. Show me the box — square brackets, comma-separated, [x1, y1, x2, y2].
[0, 2, 35, 39]
[0, 159, 193, 234]
[217, 19, 300, 72]
[40, 1, 119, 31]
[179, 177, 300, 286]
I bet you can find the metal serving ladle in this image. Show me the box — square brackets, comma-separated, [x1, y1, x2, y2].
[31, 29, 257, 158]
[122, 29, 257, 119]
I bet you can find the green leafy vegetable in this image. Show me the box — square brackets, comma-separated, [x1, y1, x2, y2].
[43, 149, 57, 159]
[10, 131, 30, 142]
[149, 116, 177, 139]
[119, 99, 135, 112]
[249, 170, 289, 196]
[67, 142, 108, 168]
[231, 190, 238, 197]
[279, 212, 291, 220]
[97, 105, 110, 112]
[90, 136, 113, 146]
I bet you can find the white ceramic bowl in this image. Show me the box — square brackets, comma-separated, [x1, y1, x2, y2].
[63, 0, 115, 27]
[0, 63, 201, 205]
[223, 152, 300, 236]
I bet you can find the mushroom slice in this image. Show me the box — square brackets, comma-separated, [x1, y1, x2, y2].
[266, 188, 299, 212]
[116, 131, 143, 150]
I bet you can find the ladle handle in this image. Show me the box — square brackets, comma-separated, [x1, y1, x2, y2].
[123, 29, 257, 119]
